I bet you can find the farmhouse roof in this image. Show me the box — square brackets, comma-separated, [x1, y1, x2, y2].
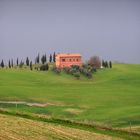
[56, 53, 81, 57]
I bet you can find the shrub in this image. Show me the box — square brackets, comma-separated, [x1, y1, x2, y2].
[52, 66, 61, 74]
[40, 64, 49, 71]
[63, 67, 70, 74]
[19, 61, 24, 68]
[80, 64, 93, 79]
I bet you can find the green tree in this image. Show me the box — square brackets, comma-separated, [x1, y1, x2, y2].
[40, 63, 49, 71]
[36, 53, 40, 64]
[102, 60, 105, 67]
[41, 55, 45, 64]
[8, 60, 11, 68]
[53, 52, 56, 62]
[17, 58, 19, 66]
[109, 61, 112, 68]
[1, 60, 4, 68]
[49, 54, 52, 63]
[26, 57, 29, 66]
[30, 61, 33, 70]
[105, 61, 109, 68]
[44, 54, 47, 63]
[11, 59, 13, 67]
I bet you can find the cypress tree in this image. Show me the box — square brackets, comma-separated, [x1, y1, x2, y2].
[30, 61, 33, 70]
[41, 55, 45, 64]
[37, 53, 40, 64]
[53, 52, 56, 62]
[102, 60, 105, 67]
[8, 60, 11, 68]
[35, 54, 39, 64]
[11, 59, 13, 67]
[44, 54, 47, 63]
[109, 61, 112, 68]
[1, 60, 4, 68]
[17, 58, 19, 66]
[105, 61, 108, 68]
[49, 54, 52, 63]
[26, 57, 29, 66]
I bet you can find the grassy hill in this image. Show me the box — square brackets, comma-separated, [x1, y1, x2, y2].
[0, 114, 124, 140]
[0, 64, 140, 139]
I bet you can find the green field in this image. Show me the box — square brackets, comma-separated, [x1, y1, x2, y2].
[0, 64, 140, 133]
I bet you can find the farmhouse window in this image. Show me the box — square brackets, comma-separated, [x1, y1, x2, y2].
[62, 59, 65, 62]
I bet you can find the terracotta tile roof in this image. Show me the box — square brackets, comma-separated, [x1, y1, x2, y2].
[56, 53, 81, 57]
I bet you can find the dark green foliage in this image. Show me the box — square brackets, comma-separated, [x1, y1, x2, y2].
[63, 64, 93, 79]
[11, 59, 13, 67]
[102, 60, 112, 68]
[102, 60, 105, 67]
[40, 63, 49, 71]
[34, 66, 39, 71]
[41, 55, 47, 64]
[70, 65, 80, 75]
[63, 67, 70, 74]
[26, 57, 29, 66]
[49, 54, 52, 63]
[109, 61, 112, 68]
[44, 54, 47, 63]
[105, 61, 109, 68]
[52, 66, 61, 74]
[8, 60, 11, 68]
[63, 65, 79, 76]
[36, 53, 40, 64]
[53, 52, 56, 62]
[80, 64, 93, 78]
[71, 65, 80, 70]
[30, 61, 33, 70]
[1, 60, 4, 68]
[17, 58, 19, 66]
[41, 55, 45, 64]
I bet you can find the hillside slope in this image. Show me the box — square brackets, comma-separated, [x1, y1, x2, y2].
[0, 114, 122, 140]
[0, 64, 140, 128]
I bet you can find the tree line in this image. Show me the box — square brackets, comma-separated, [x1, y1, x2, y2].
[0, 53, 112, 73]
[0, 52, 56, 71]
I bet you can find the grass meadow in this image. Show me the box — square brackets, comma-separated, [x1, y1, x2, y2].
[0, 64, 140, 130]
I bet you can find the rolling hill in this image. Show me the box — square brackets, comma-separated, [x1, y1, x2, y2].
[0, 64, 140, 139]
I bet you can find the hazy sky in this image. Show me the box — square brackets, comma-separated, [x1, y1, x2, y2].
[0, 0, 140, 63]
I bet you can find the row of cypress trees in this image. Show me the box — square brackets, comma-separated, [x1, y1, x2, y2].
[102, 60, 112, 68]
[0, 52, 56, 68]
